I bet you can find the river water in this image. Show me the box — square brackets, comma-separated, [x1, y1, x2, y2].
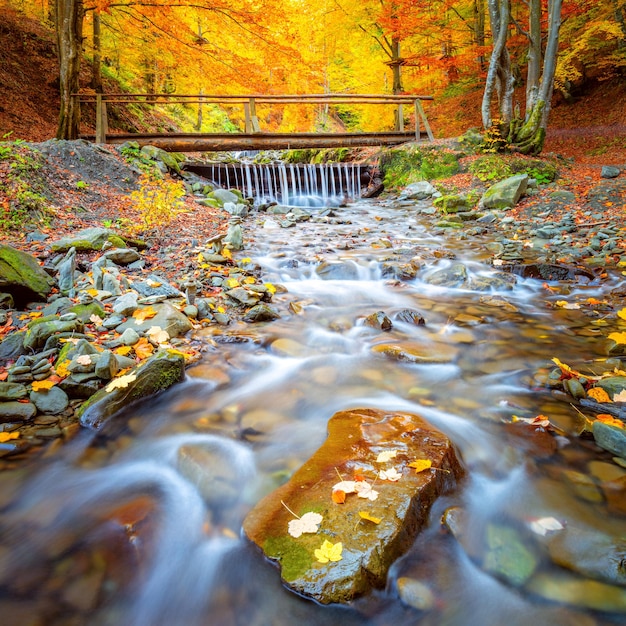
[1, 195, 625, 625]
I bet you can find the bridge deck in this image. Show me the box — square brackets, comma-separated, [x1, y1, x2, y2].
[79, 131, 422, 152]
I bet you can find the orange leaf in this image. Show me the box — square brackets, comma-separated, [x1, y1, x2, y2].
[31, 379, 56, 391]
[0, 371, 8, 381]
[587, 387, 612, 403]
[0, 431, 20, 443]
[595, 414, 624, 429]
[331, 490, 346, 504]
[133, 307, 158, 324]
[133, 337, 154, 360]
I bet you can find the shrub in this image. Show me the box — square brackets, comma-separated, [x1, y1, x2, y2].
[128, 175, 186, 235]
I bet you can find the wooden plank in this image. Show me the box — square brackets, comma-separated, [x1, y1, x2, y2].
[80, 132, 422, 152]
[415, 100, 434, 142]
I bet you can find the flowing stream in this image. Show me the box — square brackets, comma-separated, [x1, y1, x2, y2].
[1, 193, 625, 626]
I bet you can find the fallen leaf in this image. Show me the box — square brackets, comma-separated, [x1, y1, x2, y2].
[105, 373, 137, 392]
[0, 431, 19, 443]
[134, 337, 154, 360]
[596, 414, 624, 429]
[551, 357, 581, 378]
[618, 309, 626, 321]
[133, 307, 158, 324]
[243, 276, 256, 285]
[512, 415, 551, 428]
[408, 459, 432, 473]
[555, 300, 581, 310]
[146, 326, 170, 344]
[332, 490, 346, 504]
[376, 450, 397, 463]
[288, 511, 323, 538]
[76, 354, 93, 366]
[31, 379, 56, 391]
[332, 480, 357, 494]
[378, 468, 402, 481]
[265, 283, 277, 295]
[224, 277, 239, 289]
[115, 346, 133, 356]
[528, 516, 565, 536]
[86, 288, 100, 297]
[222, 247, 232, 259]
[355, 481, 379, 501]
[314, 539, 342, 563]
[0, 371, 8, 381]
[609, 331, 626, 345]
[55, 359, 71, 378]
[587, 387, 612, 403]
[492, 258, 504, 266]
[146, 279, 162, 288]
[358, 511, 382, 524]
[89, 314, 103, 325]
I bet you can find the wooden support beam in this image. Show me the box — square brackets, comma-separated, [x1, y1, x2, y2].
[415, 100, 434, 142]
[95, 94, 108, 144]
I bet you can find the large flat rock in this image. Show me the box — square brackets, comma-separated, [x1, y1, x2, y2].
[243, 408, 463, 604]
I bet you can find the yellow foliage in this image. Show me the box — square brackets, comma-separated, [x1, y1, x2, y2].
[128, 175, 185, 235]
[587, 387, 612, 403]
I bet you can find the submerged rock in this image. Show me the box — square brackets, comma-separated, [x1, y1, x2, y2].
[243, 408, 463, 604]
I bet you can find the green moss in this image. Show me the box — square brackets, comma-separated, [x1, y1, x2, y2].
[70, 302, 106, 323]
[263, 536, 312, 582]
[381, 145, 460, 189]
[107, 235, 126, 248]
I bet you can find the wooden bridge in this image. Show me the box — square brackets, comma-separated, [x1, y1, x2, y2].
[75, 93, 434, 152]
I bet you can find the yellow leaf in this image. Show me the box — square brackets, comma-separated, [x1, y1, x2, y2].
[408, 459, 432, 473]
[0, 431, 19, 443]
[358, 511, 382, 524]
[222, 247, 232, 259]
[105, 373, 137, 392]
[551, 357, 581, 377]
[608, 332, 626, 345]
[115, 346, 133, 356]
[595, 414, 624, 429]
[243, 276, 256, 285]
[146, 279, 162, 288]
[87, 288, 100, 297]
[587, 387, 612, 403]
[217, 306, 226, 314]
[239, 257, 252, 264]
[30, 311, 43, 318]
[224, 277, 240, 289]
[54, 359, 71, 378]
[555, 300, 580, 310]
[133, 307, 158, 324]
[31, 379, 56, 391]
[265, 283, 277, 295]
[134, 337, 154, 360]
[314, 540, 343, 564]
[617, 308, 626, 321]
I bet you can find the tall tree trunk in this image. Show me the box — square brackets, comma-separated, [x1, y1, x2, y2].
[511, 0, 563, 154]
[391, 37, 403, 94]
[482, 0, 512, 128]
[91, 10, 103, 92]
[473, 0, 486, 70]
[526, 0, 542, 113]
[55, 0, 84, 140]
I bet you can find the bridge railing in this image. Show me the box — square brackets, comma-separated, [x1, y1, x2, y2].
[73, 93, 434, 146]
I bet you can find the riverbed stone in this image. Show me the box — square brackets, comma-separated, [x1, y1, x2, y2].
[56, 247, 76, 296]
[601, 166, 621, 179]
[23, 317, 84, 351]
[0, 244, 55, 305]
[424, 262, 468, 287]
[316, 261, 360, 280]
[243, 407, 464, 604]
[372, 341, 458, 363]
[30, 386, 69, 415]
[243, 304, 280, 323]
[51, 227, 118, 252]
[116, 302, 192, 338]
[78, 349, 186, 429]
[595, 376, 626, 399]
[0, 382, 28, 401]
[0, 401, 37, 422]
[481, 174, 528, 210]
[400, 181, 437, 200]
[592, 421, 626, 459]
[103, 248, 141, 265]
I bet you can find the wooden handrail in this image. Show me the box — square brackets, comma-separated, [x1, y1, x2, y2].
[73, 92, 435, 145]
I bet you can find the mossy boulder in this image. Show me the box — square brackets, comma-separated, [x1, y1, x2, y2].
[23, 316, 84, 351]
[0, 244, 55, 306]
[51, 227, 123, 252]
[243, 408, 463, 604]
[78, 349, 186, 429]
[481, 174, 528, 210]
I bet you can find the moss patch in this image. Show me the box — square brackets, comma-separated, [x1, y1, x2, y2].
[264, 536, 313, 582]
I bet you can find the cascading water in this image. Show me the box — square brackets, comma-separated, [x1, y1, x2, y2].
[1, 195, 625, 625]
[196, 162, 366, 207]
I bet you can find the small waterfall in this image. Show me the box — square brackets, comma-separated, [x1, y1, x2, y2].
[188, 162, 369, 206]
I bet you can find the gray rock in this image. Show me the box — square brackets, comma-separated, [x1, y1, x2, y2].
[363, 311, 393, 331]
[94, 350, 118, 380]
[401, 181, 437, 200]
[592, 421, 626, 459]
[103, 248, 141, 265]
[223, 219, 244, 251]
[30, 386, 70, 415]
[102, 271, 122, 296]
[51, 227, 116, 252]
[0, 331, 27, 364]
[0, 244, 55, 305]
[120, 328, 140, 346]
[24, 318, 84, 351]
[78, 350, 186, 429]
[481, 174, 528, 210]
[242, 304, 280, 322]
[210, 188, 240, 206]
[113, 292, 139, 316]
[601, 166, 621, 179]
[132, 274, 182, 299]
[226, 287, 261, 306]
[116, 302, 192, 338]
[57, 247, 76, 296]
[0, 401, 37, 422]
[0, 382, 28, 401]
[316, 261, 360, 280]
[424, 262, 468, 287]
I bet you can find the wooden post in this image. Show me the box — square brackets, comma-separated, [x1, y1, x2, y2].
[95, 94, 108, 143]
[415, 100, 434, 142]
[414, 99, 421, 141]
[244, 101, 252, 133]
[249, 98, 260, 133]
[395, 104, 404, 131]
